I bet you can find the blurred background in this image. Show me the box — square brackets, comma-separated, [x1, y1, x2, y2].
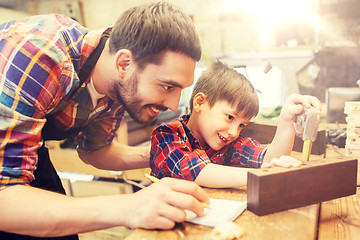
[1, 0, 360, 108]
[1, 0, 359, 145]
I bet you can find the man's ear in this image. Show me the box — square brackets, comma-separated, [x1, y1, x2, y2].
[115, 49, 133, 78]
[193, 92, 206, 112]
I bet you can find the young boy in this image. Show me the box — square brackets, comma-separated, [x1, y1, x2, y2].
[150, 61, 321, 188]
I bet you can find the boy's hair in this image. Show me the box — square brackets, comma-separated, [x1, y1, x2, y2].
[189, 61, 259, 119]
[109, 1, 201, 70]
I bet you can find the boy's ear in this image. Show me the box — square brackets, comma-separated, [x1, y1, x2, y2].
[115, 49, 133, 79]
[193, 92, 206, 112]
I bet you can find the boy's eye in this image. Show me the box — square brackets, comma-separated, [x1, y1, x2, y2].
[226, 114, 234, 120]
[239, 123, 245, 128]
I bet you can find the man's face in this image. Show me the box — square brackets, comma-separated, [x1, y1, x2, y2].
[111, 51, 196, 123]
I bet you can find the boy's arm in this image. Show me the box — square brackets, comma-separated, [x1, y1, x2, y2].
[195, 163, 249, 188]
[262, 118, 295, 163]
[263, 94, 321, 164]
[194, 138, 266, 188]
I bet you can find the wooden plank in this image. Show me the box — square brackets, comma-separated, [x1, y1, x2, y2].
[318, 188, 360, 240]
[247, 157, 358, 216]
[124, 188, 319, 240]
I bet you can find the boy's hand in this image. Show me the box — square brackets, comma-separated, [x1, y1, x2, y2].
[279, 94, 321, 122]
[261, 155, 302, 168]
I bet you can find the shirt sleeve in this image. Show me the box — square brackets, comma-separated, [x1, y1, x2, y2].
[226, 136, 268, 168]
[0, 42, 65, 189]
[0, 16, 83, 189]
[150, 125, 211, 181]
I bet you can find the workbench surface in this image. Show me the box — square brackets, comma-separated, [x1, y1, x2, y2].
[49, 145, 360, 240]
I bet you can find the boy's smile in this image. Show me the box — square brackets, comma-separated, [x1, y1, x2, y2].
[188, 97, 249, 151]
[217, 133, 229, 143]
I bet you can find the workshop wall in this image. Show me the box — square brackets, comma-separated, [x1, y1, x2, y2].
[3, 0, 358, 57]
[1, 0, 359, 102]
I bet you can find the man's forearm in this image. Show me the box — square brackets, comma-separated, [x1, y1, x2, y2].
[0, 178, 210, 236]
[78, 141, 150, 170]
[0, 185, 130, 237]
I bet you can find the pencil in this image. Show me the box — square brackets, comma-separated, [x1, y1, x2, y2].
[144, 173, 160, 183]
[144, 174, 211, 209]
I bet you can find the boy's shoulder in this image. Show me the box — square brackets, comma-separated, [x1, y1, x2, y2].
[158, 114, 188, 128]
[152, 114, 199, 146]
[155, 115, 189, 134]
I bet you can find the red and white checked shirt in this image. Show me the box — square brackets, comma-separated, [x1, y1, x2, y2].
[150, 115, 268, 181]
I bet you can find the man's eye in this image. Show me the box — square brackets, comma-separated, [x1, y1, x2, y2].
[162, 85, 173, 91]
[240, 123, 245, 128]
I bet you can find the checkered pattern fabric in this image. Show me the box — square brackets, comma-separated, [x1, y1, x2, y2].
[150, 115, 267, 181]
[0, 14, 125, 189]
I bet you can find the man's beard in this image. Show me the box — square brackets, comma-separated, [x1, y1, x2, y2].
[110, 71, 167, 124]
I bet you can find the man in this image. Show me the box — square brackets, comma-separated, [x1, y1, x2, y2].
[0, 2, 209, 239]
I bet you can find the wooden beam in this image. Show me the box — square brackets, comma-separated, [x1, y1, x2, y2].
[247, 157, 358, 216]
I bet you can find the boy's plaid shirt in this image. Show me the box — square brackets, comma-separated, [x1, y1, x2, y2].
[150, 114, 267, 181]
[0, 14, 125, 189]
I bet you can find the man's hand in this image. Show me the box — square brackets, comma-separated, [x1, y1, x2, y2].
[262, 155, 302, 168]
[124, 178, 209, 229]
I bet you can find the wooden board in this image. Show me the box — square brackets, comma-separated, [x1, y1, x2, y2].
[247, 157, 358, 216]
[318, 188, 360, 240]
[124, 188, 319, 240]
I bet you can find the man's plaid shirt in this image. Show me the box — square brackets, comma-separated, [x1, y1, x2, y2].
[0, 14, 125, 189]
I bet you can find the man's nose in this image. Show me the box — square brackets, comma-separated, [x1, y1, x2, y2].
[163, 91, 181, 111]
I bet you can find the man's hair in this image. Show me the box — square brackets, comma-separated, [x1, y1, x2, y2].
[189, 61, 259, 120]
[109, 1, 201, 70]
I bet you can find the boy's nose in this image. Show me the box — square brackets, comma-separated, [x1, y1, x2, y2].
[227, 125, 239, 136]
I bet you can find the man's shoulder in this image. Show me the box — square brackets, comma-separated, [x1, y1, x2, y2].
[1, 13, 87, 57]
[1, 14, 85, 33]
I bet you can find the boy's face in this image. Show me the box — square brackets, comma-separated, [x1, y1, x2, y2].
[189, 98, 250, 150]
